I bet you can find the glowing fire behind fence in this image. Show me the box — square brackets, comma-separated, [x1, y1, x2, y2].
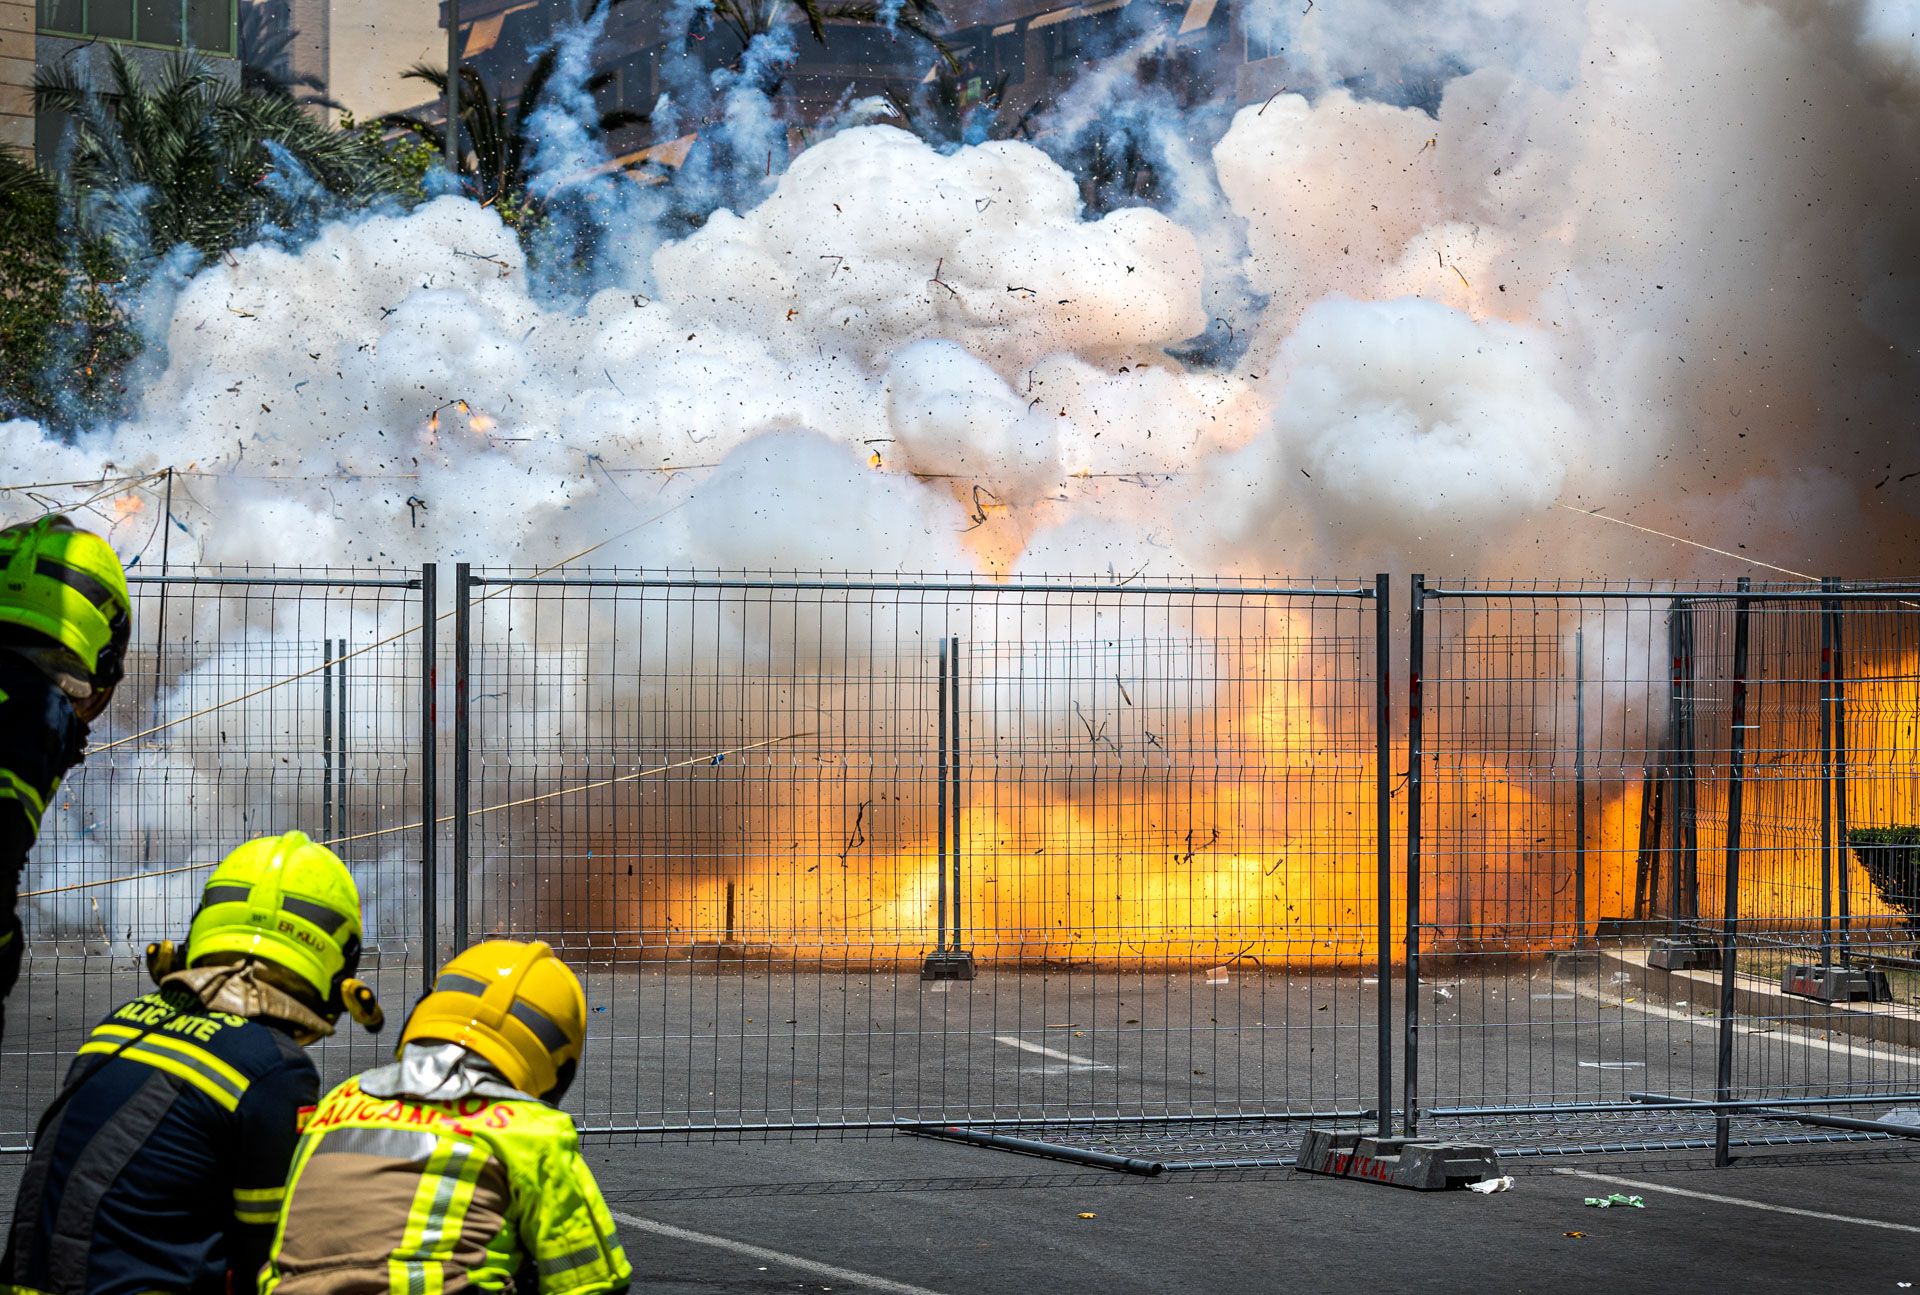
[464, 576, 1920, 970]
[463, 575, 1398, 968]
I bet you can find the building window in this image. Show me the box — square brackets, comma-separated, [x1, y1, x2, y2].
[1246, 22, 1283, 62]
[1042, 22, 1081, 78]
[38, 0, 235, 53]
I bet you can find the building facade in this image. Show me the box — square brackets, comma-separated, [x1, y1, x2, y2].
[1, 1, 30, 154]
[433, 0, 1287, 172]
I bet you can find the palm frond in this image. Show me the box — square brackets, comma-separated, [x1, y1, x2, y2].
[0, 146, 53, 202]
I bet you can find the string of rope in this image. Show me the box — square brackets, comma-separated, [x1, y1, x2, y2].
[0, 471, 168, 496]
[90, 496, 693, 756]
[20, 470, 174, 523]
[20, 731, 812, 900]
[1553, 503, 1817, 582]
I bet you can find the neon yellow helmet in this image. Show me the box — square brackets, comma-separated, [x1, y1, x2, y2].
[186, 831, 364, 1006]
[400, 940, 587, 1100]
[0, 514, 132, 686]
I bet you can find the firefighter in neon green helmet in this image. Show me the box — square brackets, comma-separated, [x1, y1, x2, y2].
[0, 514, 133, 1040]
[265, 940, 631, 1295]
[3, 830, 385, 1295]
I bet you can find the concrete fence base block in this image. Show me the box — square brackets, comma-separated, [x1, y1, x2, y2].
[1781, 963, 1892, 1004]
[920, 950, 977, 981]
[1295, 1128, 1500, 1191]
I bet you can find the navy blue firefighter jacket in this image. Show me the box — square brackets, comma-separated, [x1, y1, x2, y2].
[2, 986, 318, 1295]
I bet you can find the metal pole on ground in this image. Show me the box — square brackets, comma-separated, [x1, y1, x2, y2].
[1677, 602, 1698, 932]
[150, 466, 174, 724]
[1404, 574, 1426, 1136]
[1819, 579, 1835, 969]
[950, 635, 964, 953]
[420, 564, 438, 991]
[952, 634, 967, 949]
[1575, 624, 1588, 947]
[453, 563, 472, 954]
[322, 639, 335, 841]
[1831, 592, 1852, 964]
[1715, 577, 1752, 1167]
[1374, 575, 1392, 1139]
[337, 637, 349, 836]
[934, 637, 948, 955]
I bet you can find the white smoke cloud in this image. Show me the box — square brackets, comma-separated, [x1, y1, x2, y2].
[655, 126, 1208, 376]
[1205, 295, 1583, 556]
[15, 0, 1920, 943]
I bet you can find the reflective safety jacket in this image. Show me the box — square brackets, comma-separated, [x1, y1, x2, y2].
[264, 1069, 631, 1295]
[1, 987, 319, 1295]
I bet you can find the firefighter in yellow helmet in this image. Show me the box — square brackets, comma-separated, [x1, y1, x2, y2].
[2, 831, 384, 1295]
[0, 515, 133, 1039]
[265, 940, 632, 1295]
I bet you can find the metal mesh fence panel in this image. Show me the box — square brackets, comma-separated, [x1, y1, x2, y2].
[1409, 579, 1920, 1150]
[455, 569, 1390, 1139]
[0, 568, 434, 1149]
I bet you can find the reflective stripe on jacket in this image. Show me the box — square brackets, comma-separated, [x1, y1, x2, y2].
[1, 988, 318, 1295]
[264, 1075, 631, 1295]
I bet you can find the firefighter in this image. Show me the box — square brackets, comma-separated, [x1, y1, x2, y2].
[2, 830, 384, 1295]
[0, 515, 133, 1039]
[264, 939, 631, 1295]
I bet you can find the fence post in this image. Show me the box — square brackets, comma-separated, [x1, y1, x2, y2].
[1830, 588, 1852, 964]
[1404, 574, 1425, 1136]
[1574, 625, 1588, 947]
[337, 639, 349, 837]
[453, 563, 472, 954]
[1668, 601, 1700, 937]
[420, 564, 438, 992]
[149, 466, 174, 725]
[934, 636, 949, 956]
[1819, 579, 1834, 969]
[1374, 575, 1392, 1139]
[951, 635, 964, 953]
[322, 640, 335, 841]
[1715, 577, 1752, 1167]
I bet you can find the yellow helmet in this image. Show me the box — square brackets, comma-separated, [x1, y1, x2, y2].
[402, 940, 587, 1100]
[0, 515, 132, 686]
[186, 831, 364, 1006]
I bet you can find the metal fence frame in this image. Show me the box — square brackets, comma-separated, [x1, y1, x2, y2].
[1407, 575, 1920, 1164]
[6, 563, 1920, 1172]
[0, 567, 437, 1148]
[447, 566, 1396, 1150]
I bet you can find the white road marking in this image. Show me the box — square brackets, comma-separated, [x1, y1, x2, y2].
[1551, 1170, 1920, 1235]
[1576, 987, 1920, 1068]
[993, 1034, 1108, 1068]
[611, 1210, 956, 1295]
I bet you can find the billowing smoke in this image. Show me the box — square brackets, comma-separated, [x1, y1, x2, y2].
[11, 0, 1920, 948]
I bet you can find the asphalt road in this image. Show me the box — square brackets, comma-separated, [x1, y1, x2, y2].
[585, 1135, 1920, 1295]
[0, 1126, 1911, 1294]
[2, 957, 1917, 1291]
[10, 956, 1915, 1141]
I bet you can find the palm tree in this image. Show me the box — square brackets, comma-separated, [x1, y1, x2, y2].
[0, 146, 136, 428]
[35, 48, 391, 258]
[886, 68, 1035, 148]
[382, 55, 645, 218]
[0, 144, 53, 204]
[699, 0, 954, 77]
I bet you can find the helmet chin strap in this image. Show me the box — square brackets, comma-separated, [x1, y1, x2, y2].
[146, 940, 384, 1033]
